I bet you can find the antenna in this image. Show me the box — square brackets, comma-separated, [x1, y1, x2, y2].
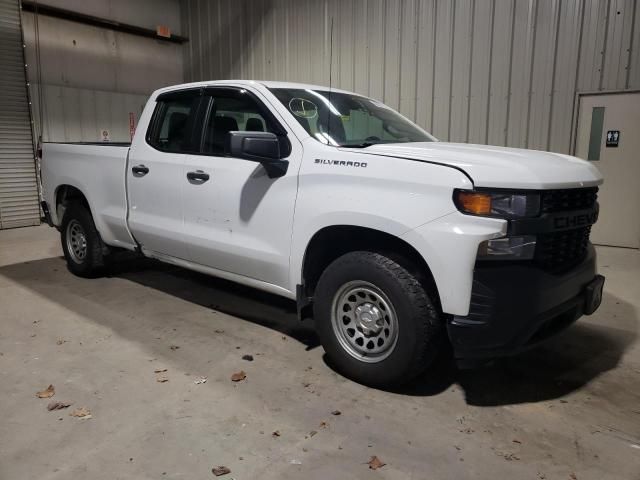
[329, 16, 334, 92]
[327, 16, 334, 144]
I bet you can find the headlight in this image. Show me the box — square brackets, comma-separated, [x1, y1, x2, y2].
[454, 190, 540, 218]
[477, 235, 536, 260]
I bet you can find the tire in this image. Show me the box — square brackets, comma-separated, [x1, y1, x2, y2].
[314, 251, 442, 387]
[60, 202, 106, 277]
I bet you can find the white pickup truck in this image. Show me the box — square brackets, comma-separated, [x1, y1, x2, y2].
[40, 80, 605, 386]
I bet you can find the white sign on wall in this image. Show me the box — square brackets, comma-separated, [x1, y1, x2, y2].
[101, 129, 111, 142]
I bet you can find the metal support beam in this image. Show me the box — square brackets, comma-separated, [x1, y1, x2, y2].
[21, 0, 188, 44]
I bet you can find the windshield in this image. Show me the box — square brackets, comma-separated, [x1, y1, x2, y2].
[269, 88, 434, 147]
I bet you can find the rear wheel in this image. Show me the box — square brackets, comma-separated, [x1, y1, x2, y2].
[314, 251, 442, 387]
[60, 203, 107, 277]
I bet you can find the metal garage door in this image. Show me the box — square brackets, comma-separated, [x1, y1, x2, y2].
[0, 0, 39, 229]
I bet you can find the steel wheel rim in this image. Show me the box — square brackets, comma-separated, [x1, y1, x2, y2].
[331, 280, 399, 363]
[66, 220, 88, 263]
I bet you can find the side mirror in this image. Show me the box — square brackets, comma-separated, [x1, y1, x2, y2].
[226, 131, 289, 178]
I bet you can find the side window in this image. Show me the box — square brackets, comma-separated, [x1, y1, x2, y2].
[202, 92, 276, 155]
[147, 92, 201, 153]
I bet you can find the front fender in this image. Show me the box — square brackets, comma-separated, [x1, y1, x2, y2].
[401, 212, 506, 316]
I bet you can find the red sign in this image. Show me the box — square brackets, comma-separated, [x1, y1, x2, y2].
[156, 25, 171, 38]
[129, 112, 136, 141]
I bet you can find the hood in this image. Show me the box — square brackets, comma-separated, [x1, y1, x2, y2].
[358, 142, 603, 190]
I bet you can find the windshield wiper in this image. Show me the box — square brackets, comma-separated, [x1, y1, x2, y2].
[339, 142, 375, 148]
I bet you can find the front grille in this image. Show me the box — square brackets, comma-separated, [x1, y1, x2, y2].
[535, 187, 598, 273]
[541, 187, 598, 213]
[535, 225, 592, 272]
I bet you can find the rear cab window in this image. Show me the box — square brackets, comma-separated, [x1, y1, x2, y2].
[146, 89, 202, 153]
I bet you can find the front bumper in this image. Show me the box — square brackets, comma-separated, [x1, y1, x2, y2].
[448, 244, 603, 359]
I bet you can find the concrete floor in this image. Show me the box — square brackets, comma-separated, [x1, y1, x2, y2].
[1, 225, 639, 480]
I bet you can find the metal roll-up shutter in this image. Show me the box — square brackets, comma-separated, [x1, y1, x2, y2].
[0, 0, 39, 229]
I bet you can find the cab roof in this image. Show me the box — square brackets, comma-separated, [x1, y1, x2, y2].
[153, 79, 356, 97]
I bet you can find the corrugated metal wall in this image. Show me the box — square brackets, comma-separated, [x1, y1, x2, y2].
[0, 0, 40, 229]
[181, 0, 640, 154]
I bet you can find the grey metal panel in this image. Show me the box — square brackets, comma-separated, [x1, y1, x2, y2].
[367, 0, 386, 101]
[415, 0, 436, 131]
[602, 0, 633, 89]
[468, 0, 493, 145]
[448, 0, 472, 143]
[34, 0, 183, 35]
[576, 0, 608, 91]
[399, 0, 419, 119]
[527, 0, 560, 151]
[21, 7, 183, 96]
[630, 0, 640, 88]
[506, 0, 536, 148]
[548, 0, 584, 153]
[487, 0, 514, 146]
[182, 0, 640, 154]
[0, 0, 39, 229]
[432, 0, 455, 140]
[383, 0, 401, 110]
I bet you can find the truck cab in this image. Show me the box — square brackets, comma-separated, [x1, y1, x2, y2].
[40, 80, 604, 386]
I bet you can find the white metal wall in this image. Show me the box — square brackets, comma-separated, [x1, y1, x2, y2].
[22, 0, 183, 142]
[0, 0, 39, 229]
[29, 84, 147, 143]
[181, 0, 640, 154]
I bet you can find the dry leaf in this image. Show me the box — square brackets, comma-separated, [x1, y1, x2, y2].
[56, 339, 66, 345]
[242, 354, 254, 361]
[308, 430, 318, 437]
[154, 368, 168, 373]
[36, 384, 55, 398]
[170, 345, 180, 350]
[214, 329, 225, 334]
[156, 375, 169, 383]
[47, 401, 71, 411]
[319, 421, 328, 429]
[231, 371, 246, 382]
[211, 466, 231, 476]
[331, 410, 341, 416]
[69, 407, 91, 418]
[194, 376, 208, 385]
[367, 456, 386, 470]
[272, 430, 281, 437]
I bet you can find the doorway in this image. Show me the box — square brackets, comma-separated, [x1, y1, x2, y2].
[575, 92, 640, 249]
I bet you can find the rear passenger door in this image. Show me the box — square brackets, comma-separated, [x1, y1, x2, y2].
[127, 89, 204, 259]
[181, 87, 300, 289]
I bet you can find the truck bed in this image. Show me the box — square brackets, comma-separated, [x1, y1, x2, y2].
[40, 142, 137, 250]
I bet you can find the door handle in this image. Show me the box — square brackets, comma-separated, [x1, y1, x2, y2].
[187, 170, 210, 183]
[132, 165, 149, 177]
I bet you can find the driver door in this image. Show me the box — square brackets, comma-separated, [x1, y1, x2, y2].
[181, 87, 301, 288]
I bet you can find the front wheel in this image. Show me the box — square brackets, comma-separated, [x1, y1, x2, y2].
[314, 251, 443, 387]
[60, 202, 107, 277]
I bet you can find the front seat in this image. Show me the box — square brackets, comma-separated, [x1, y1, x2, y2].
[206, 116, 238, 154]
[245, 117, 265, 132]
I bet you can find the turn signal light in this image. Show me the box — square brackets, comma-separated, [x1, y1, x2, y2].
[456, 191, 492, 215]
